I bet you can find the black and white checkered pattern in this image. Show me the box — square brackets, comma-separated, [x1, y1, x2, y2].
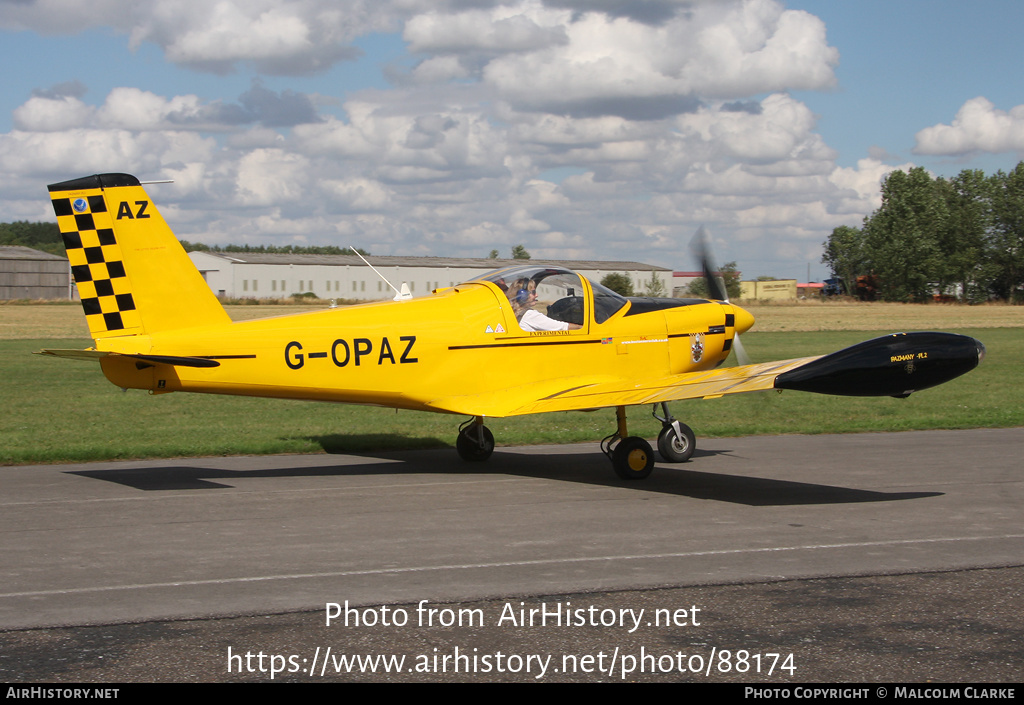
[51, 194, 140, 334]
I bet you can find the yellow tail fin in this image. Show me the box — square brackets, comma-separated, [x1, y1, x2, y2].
[48, 174, 230, 338]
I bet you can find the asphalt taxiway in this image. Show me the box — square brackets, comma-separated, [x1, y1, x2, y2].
[1, 428, 1021, 681]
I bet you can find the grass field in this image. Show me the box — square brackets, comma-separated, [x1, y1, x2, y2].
[2, 301, 1021, 465]
[5, 299, 1024, 338]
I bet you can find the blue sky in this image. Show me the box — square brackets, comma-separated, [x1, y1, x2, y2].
[788, 0, 1024, 175]
[2, 0, 1022, 283]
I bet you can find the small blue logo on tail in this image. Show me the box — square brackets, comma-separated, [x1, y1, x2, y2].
[72, 198, 88, 213]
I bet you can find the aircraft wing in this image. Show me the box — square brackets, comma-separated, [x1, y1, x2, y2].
[426, 356, 821, 417]
[427, 331, 984, 417]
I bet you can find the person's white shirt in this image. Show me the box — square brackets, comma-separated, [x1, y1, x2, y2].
[519, 308, 569, 331]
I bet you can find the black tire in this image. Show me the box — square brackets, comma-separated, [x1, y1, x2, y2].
[456, 425, 495, 461]
[657, 422, 695, 463]
[612, 436, 654, 480]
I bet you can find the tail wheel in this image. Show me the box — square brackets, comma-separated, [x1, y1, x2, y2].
[612, 436, 654, 480]
[657, 422, 695, 463]
[456, 425, 494, 462]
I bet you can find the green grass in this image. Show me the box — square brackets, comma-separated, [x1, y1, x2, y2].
[2, 328, 1019, 465]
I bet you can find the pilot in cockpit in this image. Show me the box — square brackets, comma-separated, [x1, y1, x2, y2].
[509, 277, 582, 332]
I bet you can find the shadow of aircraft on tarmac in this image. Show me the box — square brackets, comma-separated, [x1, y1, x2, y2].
[68, 443, 942, 507]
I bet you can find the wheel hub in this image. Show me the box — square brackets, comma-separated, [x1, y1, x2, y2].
[627, 447, 648, 471]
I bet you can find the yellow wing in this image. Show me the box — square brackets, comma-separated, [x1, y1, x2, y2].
[426, 356, 821, 417]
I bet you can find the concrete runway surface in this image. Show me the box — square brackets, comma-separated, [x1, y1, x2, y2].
[1, 428, 1021, 682]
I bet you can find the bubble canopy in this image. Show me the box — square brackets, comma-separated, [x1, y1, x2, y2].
[469, 265, 629, 325]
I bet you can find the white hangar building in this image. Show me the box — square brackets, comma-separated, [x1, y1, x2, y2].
[187, 251, 673, 301]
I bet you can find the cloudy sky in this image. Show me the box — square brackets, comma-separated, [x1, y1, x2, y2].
[2, 0, 1022, 282]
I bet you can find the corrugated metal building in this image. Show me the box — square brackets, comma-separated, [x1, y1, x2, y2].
[0, 246, 69, 300]
[740, 279, 798, 300]
[188, 252, 673, 301]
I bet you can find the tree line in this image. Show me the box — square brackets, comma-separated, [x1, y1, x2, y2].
[0, 221, 63, 256]
[0, 223, 371, 258]
[823, 162, 1024, 303]
[179, 242, 369, 256]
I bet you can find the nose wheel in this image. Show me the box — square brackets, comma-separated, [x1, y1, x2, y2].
[654, 402, 695, 463]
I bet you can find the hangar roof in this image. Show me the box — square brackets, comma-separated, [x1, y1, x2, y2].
[192, 251, 669, 271]
[0, 246, 67, 261]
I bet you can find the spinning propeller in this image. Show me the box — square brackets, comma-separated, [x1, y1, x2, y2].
[690, 227, 751, 366]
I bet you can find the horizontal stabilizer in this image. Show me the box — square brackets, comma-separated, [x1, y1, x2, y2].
[37, 349, 221, 368]
[35, 348, 108, 362]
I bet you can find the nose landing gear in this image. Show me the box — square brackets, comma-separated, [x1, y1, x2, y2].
[454, 403, 695, 480]
[653, 402, 696, 463]
[601, 403, 696, 480]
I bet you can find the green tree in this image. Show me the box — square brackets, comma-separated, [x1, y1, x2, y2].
[821, 224, 868, 297]
[824, 161, 1024, 303]
[0, 221, 63, 256]
[987, 163, 1024, 302]
[488, 249, 499, 259]
[685, 262, 741, 300]
[600, 272, 634, 296]
[863, 167, 946, 302]
[939, 169, 991, 302]
[511, 244, 531, 260]
[179, 243, 369, 255]
[643, 271, 667, 297]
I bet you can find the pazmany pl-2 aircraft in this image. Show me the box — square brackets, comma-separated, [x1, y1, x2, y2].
[40, 173, 985, 480]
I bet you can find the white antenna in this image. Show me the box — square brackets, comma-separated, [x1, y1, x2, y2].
[350, 246, 412, 301]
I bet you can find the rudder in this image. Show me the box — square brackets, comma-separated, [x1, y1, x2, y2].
[48, 174, 230, 338]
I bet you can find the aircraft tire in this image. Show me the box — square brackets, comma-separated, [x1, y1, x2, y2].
[657, 422, 695, 463]
[612, 436, 655, 480]
[456, 425, 495, 462]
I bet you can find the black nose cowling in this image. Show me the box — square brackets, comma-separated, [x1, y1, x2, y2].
[774, 332, 984, 398]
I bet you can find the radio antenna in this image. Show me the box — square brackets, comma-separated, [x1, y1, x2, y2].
[350, 247, 412, 301]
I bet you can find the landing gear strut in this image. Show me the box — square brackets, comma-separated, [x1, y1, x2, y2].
[601, 406, 655, 480]
[653, 402, 696, 463]
[456, 416, 494, 462]
[455, 405, 694, 477]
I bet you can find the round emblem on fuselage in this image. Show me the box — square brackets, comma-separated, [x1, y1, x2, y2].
[690, 333, 705, 363]
[72, 198, 88, 213]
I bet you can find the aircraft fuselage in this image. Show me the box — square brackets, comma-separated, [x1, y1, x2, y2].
[96, 281, 753, 416]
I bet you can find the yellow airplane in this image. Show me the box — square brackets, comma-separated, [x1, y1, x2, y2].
[40, 173, 985, 480]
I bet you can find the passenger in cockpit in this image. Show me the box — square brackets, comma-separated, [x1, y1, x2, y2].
[509, 278, 582, 332]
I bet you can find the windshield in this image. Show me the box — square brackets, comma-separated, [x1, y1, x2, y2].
[588, 277, 629, 324]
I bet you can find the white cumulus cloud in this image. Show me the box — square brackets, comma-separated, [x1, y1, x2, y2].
[481, 0, 837, 118]
[12, 96, 95, 132]
[914, 97, 1024, 156]
[0, 0, 908, 275]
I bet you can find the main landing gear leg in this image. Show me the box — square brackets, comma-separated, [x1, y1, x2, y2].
[653, 402, 696, 463]
[601, 405, 655, 480]
[456, 416, 494, 462]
